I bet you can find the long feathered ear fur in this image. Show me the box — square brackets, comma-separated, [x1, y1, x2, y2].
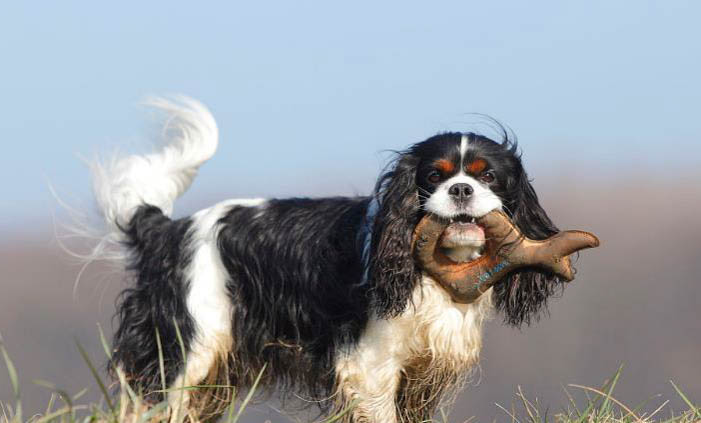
[495, 157, 563, 327]
[369, 152, 421, 317]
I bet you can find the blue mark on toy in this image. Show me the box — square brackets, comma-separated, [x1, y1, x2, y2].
[472, 259, 510, 291]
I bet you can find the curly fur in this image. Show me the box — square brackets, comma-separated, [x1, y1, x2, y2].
[369, 153, 421, 318]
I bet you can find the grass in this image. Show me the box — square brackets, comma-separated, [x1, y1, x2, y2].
[492, 365, 700, 423]
[1, 331, 698, 423]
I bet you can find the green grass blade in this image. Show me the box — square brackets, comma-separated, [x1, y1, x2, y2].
[573, 399, 595, 423]
[75, 338, 116, 416]
[628, 393, 661, 417]
[226, 386, 238, 423]
[494, 402, 521, 423]
[562, 385, 583, 419]
[172, 318, 188, 423]
[0, 333, 22, 423]
[33, 379, 74, 411]
[154, 384, 237, 393]
[33, 405, 88, 423]
[226, 400, 236, 422]
[230, 363, 266, 423]
[154, 327, 167, 397]
[439, 407, 449, 423]
[670, 380, 700, 418]
[97, 324, 112, 359]
[598, 364, 624, 414]
[44, 393, 56, 416]
[72, 387, 89, 402]
[114, 366, 139, 405]
[572, 365, 622, 423]
[34, 407, 75, 423]
[320, 399, 358, 423]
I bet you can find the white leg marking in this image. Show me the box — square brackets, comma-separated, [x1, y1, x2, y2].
[169, 198, 266, 410]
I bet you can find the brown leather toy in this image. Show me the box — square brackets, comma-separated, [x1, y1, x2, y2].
[412, 210, 600, 304]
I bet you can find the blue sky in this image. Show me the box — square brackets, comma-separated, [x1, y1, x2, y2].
[1, 1, 699, 232]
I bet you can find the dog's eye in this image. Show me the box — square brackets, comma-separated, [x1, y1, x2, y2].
[427, 171, 441, 183]
[479, 170, 495, 184]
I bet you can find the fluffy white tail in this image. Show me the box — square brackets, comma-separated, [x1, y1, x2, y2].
[60, 95, 218, 270]
[92, 95, 218, 231]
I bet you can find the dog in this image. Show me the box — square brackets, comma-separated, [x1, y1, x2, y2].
[83, 96, 563, 422]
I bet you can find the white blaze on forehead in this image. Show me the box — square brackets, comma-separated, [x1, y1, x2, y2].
[460, 134, 469, 159]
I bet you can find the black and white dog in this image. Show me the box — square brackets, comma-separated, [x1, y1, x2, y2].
[85, 97, 562, 422]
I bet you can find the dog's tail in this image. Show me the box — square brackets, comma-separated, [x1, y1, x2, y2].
[62, 96, 218, 266]
[93, 96, 217, 229]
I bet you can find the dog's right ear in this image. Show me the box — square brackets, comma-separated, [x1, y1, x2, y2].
[369, 152, 421, 318]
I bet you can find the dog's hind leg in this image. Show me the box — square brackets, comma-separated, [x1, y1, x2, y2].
[168, 201, 265, 421]
[167, 339, 233, 422]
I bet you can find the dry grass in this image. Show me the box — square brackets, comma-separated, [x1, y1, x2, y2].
[490, 366, 700, 423]
[1, 332, 698, 423]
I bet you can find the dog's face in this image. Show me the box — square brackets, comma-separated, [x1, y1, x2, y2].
[416, 135, 502, 220]
[413, 134, 509, 261]
[370, 132, 564, 326]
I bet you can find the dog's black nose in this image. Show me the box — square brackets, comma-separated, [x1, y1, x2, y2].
[448, 183, 473, 201]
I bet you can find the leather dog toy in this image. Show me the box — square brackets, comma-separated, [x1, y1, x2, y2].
[412, 210, 600, 304]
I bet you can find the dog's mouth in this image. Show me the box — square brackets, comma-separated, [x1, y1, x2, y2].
[449, 214, 478, 225]
[439, 214, 486, 260]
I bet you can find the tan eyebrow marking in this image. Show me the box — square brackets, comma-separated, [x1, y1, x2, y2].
[466, 158, 488, 174]
[434, 159, 455, 173]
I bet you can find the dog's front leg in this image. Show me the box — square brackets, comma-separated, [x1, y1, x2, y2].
[334, 317, 407, 423]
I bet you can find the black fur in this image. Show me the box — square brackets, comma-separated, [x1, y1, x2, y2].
[111, 205, 196, 401]
[369, 152, 421, 317]
[495, 157, 562, 326]
[216, 197, 370, 402]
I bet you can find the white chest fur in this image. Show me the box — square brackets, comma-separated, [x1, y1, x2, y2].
[334, 276, 494, 422]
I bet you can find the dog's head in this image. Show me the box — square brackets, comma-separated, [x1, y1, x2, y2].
[369, 131, 562, 326]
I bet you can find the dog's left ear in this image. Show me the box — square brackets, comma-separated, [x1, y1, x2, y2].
[495, 163, 564, 327]
[369, 152, 421, 318]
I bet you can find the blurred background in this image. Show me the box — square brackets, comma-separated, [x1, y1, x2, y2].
[1, 1, 699, 421]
